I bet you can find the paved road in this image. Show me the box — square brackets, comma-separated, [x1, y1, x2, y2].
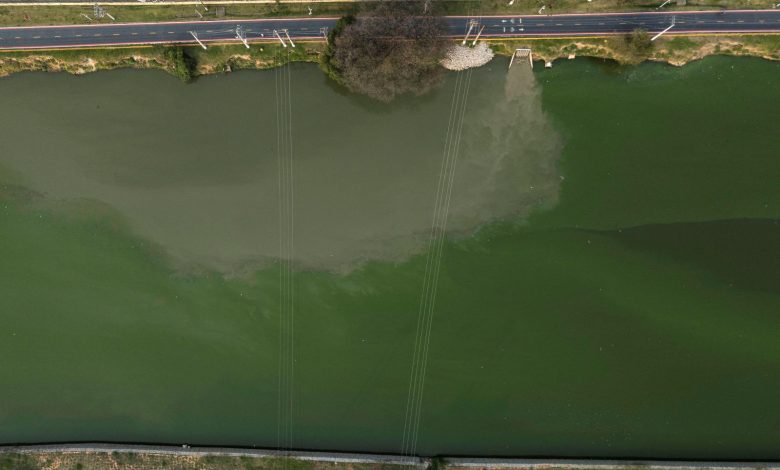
[0, 10, 779, 50]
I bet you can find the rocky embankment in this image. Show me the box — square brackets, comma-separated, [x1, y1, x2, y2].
[440, 43, 495, 71]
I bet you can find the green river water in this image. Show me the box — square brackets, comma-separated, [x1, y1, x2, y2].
[0, 56, 778, 458]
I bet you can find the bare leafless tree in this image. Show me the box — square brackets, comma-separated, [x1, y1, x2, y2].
[321, 0, 449, 102]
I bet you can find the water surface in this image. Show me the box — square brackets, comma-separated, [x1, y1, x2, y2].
[0, 56, 778, 458]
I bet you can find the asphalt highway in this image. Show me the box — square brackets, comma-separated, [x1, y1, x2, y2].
[0, 10, 779, 50]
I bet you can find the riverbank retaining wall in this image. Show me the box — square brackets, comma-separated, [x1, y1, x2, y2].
[2, 444, 780, 470]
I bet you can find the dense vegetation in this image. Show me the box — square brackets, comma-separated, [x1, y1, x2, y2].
[610, 27, 654, 64]
[320, 0, 449, 102]
[164, 46, 197, 82]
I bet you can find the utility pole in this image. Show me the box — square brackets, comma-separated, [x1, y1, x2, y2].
[320, 27, 328, 43]
[657, 0, 672, 9]
[81, 13, 93, 21]
[189, 30, 207, 49]
[471, 24, 485, 46]
[282, 29, 295, 48]
[274, 29, 287, 47]
[462, 19, 477, 45]
[651, 16, 675, 40]
[92, 3, 114, 21]
[235, 25, 249, 48]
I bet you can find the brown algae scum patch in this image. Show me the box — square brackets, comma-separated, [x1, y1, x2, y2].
[0, 63, 562, 275]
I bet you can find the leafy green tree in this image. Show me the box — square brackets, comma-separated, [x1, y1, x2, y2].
[611, 27, 654, 64]
[164, 46, 196, 83]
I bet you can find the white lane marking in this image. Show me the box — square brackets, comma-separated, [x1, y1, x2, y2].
[54, 35, 61, 38]
[131, 32, 138, 35]
[15, 36, 21, 39]
[93, 33, 101, 37]
[75, 34, 82, 37]
[168, 31, 175, 34]
[32, 35, 41, 38]
[149, 31, 157, 35]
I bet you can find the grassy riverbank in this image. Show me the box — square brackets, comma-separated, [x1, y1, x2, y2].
[0, 3, 356, 27]
[0, 42, 323, 80]
[0, 0, 776, 28]
[2, 451, 778, 470]
[1, 33, 778, 81]
[0, 452, 416, 470]
[492, 34, 780, 65]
